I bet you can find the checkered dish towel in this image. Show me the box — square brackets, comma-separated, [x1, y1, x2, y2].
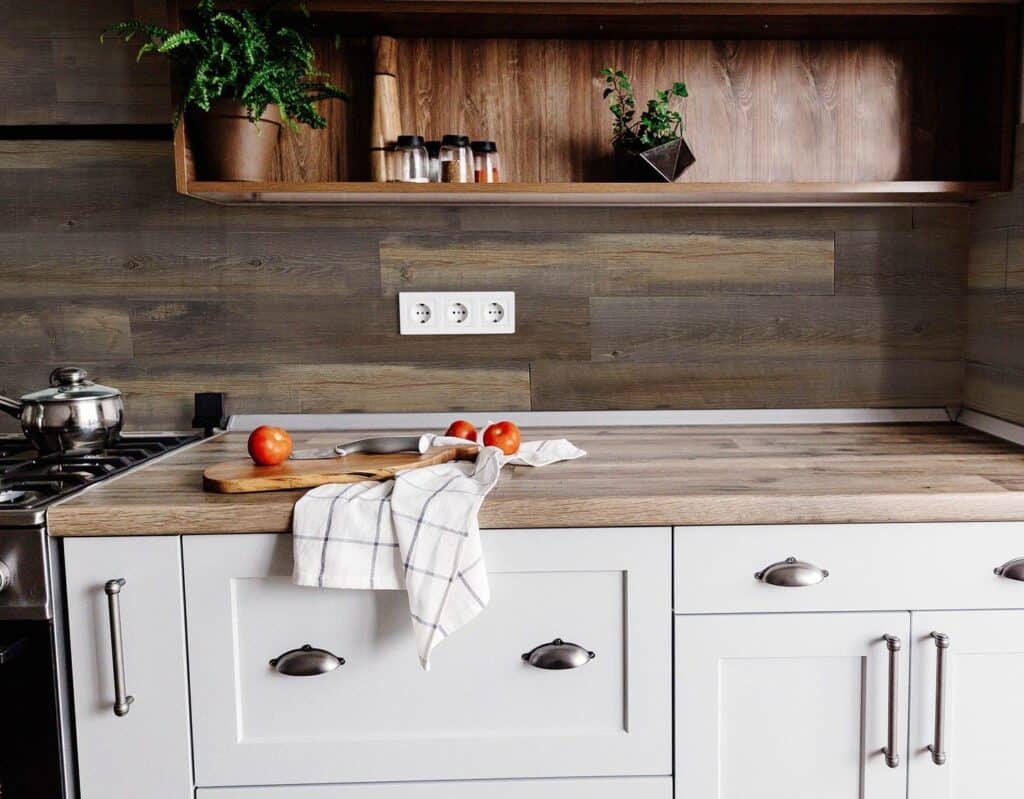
[292, 435, 586, 669]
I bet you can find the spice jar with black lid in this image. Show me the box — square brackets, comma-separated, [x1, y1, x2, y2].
[390, 135, 429, 183]
[439, 134, 473, 183]
[471, 140, 501, 183]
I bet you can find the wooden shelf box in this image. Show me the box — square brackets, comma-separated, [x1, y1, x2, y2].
[171, 1, 1020, 205]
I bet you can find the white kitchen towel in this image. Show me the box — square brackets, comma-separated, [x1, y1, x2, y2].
[292, 437, 586, 669]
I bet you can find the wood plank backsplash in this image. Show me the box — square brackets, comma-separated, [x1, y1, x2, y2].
[964, 126, 1024, 425]
[0, 140, 967, 430]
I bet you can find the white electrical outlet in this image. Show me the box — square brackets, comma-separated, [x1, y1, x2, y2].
[399, 291, 516, 335]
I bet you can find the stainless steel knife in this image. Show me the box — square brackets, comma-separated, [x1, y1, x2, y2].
[289, 434, 430, 461]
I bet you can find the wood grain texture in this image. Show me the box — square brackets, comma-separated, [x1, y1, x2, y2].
[530, 359, 962, 410]
[381, 232, 835, 296]
[835, 229, 968, 294]
[45, 423, 1024, 536]
[0, 138, 971, 430]
[964, 108, 1024, 422]
[203, 444, 479, 493]
[590, 296, 962, 362]
[0, 0, 170, 125]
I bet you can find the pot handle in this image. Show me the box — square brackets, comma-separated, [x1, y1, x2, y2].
[0, 396, 21, 419]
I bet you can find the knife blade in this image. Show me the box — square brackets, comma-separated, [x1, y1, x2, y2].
[289, 434, 430, 461]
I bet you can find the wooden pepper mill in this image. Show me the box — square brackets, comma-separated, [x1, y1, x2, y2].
[370, 35, 401, 182]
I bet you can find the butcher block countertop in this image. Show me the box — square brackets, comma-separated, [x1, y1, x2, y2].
[46, 423, 1024, 537]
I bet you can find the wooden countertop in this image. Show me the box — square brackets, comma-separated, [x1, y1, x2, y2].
[46, 423, 1024, 537]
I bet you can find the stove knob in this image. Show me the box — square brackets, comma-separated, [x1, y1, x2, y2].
[0, 561, 10, 593]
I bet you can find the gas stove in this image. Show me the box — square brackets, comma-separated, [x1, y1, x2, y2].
[0, 431, 201, 799]
[0, 434, 200, 527]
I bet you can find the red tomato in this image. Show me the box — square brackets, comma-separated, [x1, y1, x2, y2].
[445, 419, 478, 441]
[247, 425, 293, 466]
[482, 420, 521, 455]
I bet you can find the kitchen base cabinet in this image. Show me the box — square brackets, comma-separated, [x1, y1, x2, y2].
[675, 612, 911, 799]
[909, 610, 1024, 799]
[184, 528, 672, 787]
[196, 777, 673, 798]
[63, 536, 192, 799]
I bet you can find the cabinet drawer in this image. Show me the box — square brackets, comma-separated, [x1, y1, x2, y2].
[674, 522, 1024, 614]
[196, 777, 672, 798]
[185, 528, 671, 787]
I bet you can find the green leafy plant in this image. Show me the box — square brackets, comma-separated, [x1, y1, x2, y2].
[600, 68, 688, 150]
[102, 0, 348, 130]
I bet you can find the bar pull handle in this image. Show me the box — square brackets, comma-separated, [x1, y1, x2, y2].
[104, 578, 134, 717]
[882, 634, 901, 768]
[928, 631, 949, 765]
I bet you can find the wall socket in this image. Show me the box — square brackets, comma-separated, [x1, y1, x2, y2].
[398, 291, 516, 335]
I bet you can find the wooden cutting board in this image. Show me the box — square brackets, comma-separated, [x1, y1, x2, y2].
[203, 445, 479, 494]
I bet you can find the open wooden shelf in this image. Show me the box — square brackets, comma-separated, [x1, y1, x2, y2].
[172, 1, 1019, 206]
[186, 180, 1002, 205]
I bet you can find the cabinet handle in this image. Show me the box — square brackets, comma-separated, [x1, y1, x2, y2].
[993, 557, 1024, 581]
[754, 557, 829, 587]
[882, 634, 901, 768]
[522, 638, 596, 670]
[103, 578, 134, 717]
[928, 632, 949, 766]
[269, 644, 345, 676]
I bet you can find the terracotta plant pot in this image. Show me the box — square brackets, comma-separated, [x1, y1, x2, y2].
[187, 98, 282, 182]
[614, 136, 696, 182]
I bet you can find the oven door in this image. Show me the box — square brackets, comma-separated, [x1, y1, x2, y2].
[0, 620, 65, 798]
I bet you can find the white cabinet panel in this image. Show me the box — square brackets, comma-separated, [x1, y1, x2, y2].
[63, 536, 191, 799]
[675, 612, 910, 799]
[184, 528, 671, 786]
[675, 522, 1024, 614]
[909, 610, 1024, 799]
[197, 776, 672, 798]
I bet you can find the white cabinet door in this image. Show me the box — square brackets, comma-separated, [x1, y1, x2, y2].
[675, 612, 910, 799]
[64, 536, 192, 799]
[909, 610, 1024, 799]
[184, 528, 671, 786]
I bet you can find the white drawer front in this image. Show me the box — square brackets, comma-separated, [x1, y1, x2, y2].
[185, 528, 671, 786]
[196, 776, 672, 798]
[674, 522, 1024, 614]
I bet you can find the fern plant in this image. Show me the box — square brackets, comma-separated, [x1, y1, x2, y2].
[600, 68, 688, 150]
[102, 0, 348, 130]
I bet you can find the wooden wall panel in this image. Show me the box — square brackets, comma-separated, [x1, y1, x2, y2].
[380, 232, 835, 296]
[387, 37, 967, 183]
[963, 124, 1024, 424]
[0, 0, 170, 125]
[0, 139, 969, 431]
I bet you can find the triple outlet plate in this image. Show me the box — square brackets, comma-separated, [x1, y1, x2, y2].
[398, 291, 516, 335]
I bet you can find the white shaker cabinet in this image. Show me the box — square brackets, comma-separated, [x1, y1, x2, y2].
[675, 612, 911, 799]
[183, 528, 672, 787]
[908, 610, 1024, 799]
[63, 536, 192, 799]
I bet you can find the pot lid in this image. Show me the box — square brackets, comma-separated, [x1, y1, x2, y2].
[21, 367, 121, 403]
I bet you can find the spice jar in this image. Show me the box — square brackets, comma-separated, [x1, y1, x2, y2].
[390, 135, 429, 183]
[439, 134, 473, 183]
[425, 140, 442, 183]
[472, 140, 501, 183]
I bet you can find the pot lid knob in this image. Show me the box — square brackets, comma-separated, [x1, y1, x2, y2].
[50, 366, 87, 387]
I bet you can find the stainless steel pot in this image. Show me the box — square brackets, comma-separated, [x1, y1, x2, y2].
[0, 367, 124, 454]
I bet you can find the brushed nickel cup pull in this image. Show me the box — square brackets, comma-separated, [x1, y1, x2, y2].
[754, 557, 829, 587]
[103, 578, 134, 717]
[269, 644, 345, 676]
[522, 638, 596, 670]
[928, 632, 949, 766]
[993, 557, 1024, 581]
[882, 634, 901, 768]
